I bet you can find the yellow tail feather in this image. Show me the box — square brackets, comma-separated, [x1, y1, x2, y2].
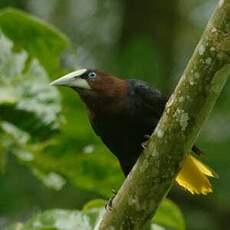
[176, 154, 217, 195]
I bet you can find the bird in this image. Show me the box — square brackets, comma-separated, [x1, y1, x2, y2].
[50, 68, 217, 195]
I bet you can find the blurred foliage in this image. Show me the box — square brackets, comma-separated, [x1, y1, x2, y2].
[153, 199, 185, 230]
[115, 36, 163, 89]
[0, 1, 229, 230]
[0, 8, 64, 177]
[0, 8, 123, 197]
[0, 32, 61, 139]
[6, 198, 184, 230]
[0, 0, 28, 9]
[0, 8, 70, 76]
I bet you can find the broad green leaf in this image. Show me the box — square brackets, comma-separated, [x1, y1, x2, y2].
[0, 8, 69, 180]
[0, 8, 70, 76]
[0, 32, 61, 139]
[152, 199, 185, 230]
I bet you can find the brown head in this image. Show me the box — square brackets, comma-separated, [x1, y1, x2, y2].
[50, 69, 128, 112]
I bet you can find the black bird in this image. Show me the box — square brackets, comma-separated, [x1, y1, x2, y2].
[50, 69, 217, 195]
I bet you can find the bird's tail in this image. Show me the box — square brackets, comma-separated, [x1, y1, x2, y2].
[176, 154, 218, 195]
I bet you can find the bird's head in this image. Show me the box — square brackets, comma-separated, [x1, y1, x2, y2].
[50, 69, 128, 111]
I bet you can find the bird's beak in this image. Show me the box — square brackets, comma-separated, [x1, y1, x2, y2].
[49, 69, 91, 90]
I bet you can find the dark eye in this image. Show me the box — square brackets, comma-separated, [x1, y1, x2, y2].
[88, 71, 97, 80]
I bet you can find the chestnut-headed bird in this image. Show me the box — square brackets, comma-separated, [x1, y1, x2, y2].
[50, 69, 217, 195]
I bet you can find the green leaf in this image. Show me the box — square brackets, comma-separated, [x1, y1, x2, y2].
[6, 208, 105, 230]
[82, 199, 106, 211]
[152, 199, 185, 230]
[0, 32, 61, 139]
[0, 8, 70, 77]
[0, 11, 65, 173]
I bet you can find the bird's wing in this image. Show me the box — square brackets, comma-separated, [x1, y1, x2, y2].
[129, 79, 167, 116]
[130, 80, 206, 158]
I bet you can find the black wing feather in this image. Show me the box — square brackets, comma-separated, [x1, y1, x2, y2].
[128, 79, 167, 117]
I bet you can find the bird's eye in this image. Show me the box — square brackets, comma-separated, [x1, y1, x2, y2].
[88, 72, 97, 80]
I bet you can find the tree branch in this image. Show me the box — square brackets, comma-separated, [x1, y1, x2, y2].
[99, 1, 230, 229]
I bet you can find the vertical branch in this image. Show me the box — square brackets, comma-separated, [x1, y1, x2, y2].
[99, 1, 230, 229]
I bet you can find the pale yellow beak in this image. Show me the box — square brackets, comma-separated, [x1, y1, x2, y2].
[50, 69, 91, 90]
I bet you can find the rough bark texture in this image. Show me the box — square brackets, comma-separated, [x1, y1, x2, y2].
[99, 1, 230, 229]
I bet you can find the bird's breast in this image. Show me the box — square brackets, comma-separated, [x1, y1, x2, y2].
[90, 112, 154, 161]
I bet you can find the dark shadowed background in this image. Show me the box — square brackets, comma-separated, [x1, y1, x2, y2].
[0, 0, 229, 230]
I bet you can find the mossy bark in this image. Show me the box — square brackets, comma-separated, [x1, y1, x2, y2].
[99, 1, 230, 229]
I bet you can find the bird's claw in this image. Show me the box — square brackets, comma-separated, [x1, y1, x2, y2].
[105, 189, 117, 211]
[141, 141, 148, 149]
[142, 134, 151, 149]
[144, 134, 151, 139]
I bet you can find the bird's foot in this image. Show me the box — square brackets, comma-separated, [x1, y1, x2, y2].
[105, 189, 117, 211]
[192, 145, 205, 157]
[141, 134, 151, 149]
[144, 134, 151, 139]
[141, 141, 148, 149]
